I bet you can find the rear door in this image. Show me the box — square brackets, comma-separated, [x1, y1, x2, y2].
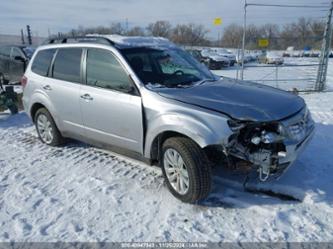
[80, 47, 144, 153]
[10, 47, 26, 83]
[45, 47, 85, 136]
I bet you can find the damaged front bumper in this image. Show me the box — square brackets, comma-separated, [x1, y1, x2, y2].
[225, 107, 315, 181]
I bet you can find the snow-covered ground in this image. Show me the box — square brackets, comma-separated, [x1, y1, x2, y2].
[0, 59, 333, 242]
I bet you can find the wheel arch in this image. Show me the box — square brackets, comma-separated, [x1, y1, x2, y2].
[149, 130, 195, 162]
[30, 102, 46, 122]
[27, 91, 62, 129]
[144, 111, 232, 160]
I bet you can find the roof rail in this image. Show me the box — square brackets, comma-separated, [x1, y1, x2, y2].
[44, 36, 115, 46]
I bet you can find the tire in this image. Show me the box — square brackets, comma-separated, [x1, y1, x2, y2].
[34, 108, 64, 146]
[8, 104, 18, 115]
[161, 137, 212, 203]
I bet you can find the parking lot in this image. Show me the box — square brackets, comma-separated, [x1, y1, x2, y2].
[213, 57, 328, 92]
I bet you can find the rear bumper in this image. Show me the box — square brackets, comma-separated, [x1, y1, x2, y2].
[22, 95, 31, 118]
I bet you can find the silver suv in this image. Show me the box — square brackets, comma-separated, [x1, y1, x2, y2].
[22, 35, 315, 203]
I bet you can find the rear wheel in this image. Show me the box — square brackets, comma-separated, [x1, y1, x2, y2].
[35, 108, 63, 146]
[161, 137, 212, 203]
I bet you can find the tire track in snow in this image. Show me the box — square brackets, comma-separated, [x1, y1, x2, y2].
[1, 127, 164, 188]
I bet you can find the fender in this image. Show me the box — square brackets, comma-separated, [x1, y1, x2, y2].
[27, 90, 63, 130]
[144, 110, 233, 159]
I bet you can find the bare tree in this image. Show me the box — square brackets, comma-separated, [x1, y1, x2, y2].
[221, 18, 325, 50]
[172, 23, 209, 46]
[59, 17, 325, 49]
[146, 21, 172, 38]
[221, 23, 243, 48]
[109, 22, 125, 35]
[126, 26, 146, 36]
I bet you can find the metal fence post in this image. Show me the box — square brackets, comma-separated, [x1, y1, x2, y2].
[316, 0, 333, 91]
[240, 0, 247, 80]
[275, 65, 279, 88]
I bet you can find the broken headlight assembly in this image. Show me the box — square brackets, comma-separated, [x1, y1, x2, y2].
[227, 119, 288, 181]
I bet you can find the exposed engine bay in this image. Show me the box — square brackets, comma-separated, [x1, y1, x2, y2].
[224, 120, 291, 181]
[218, 107, 314, 182]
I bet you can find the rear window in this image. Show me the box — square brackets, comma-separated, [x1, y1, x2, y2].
[52, 48, 82, 83]
[31, 49, 56, 76]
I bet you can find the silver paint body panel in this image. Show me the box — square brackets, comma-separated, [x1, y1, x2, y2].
[23, 40, 312, 167]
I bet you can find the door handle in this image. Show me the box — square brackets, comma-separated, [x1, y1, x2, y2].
[43, 85, 52, 91]
[80, 93, 93, 101]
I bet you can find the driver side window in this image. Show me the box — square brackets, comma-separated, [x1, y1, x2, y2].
[86, 48, 133, 93]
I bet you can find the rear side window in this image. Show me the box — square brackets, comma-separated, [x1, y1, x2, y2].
[31, 49, 56, 76]
[52, 48, 82, 83]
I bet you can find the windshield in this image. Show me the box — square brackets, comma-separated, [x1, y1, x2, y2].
[121, 47, 217, 88]
[22, 47, 36, 59]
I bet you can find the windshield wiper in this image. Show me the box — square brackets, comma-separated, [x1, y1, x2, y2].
[195, 79, 217, 86]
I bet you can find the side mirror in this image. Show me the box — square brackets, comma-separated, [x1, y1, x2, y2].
[14, 56, 26, 62]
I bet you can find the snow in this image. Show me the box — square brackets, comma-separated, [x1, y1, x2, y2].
[1, 58, 333, 242]
[214, 57, 333, 92]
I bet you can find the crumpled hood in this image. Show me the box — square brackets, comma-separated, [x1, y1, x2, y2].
[157, 78, 305, 121]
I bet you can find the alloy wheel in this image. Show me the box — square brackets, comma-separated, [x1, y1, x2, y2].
[36, 114, 54, 144]
[163, 148, 190, 195]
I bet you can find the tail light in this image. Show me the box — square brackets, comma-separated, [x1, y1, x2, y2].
[21, 75, 27, 88]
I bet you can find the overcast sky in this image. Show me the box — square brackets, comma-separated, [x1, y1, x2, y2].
[0, 0, 330, 38]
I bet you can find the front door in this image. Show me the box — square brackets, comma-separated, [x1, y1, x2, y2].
[80, 48, 143, 154]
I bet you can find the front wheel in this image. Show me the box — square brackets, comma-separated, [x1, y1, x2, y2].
[161, 137, 212, 203]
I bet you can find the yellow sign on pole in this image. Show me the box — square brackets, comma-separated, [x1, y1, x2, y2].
[214, 18, 222, 26]
[258, 39, 269, 47]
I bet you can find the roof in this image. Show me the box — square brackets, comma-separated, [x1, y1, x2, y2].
[86, 34, 177, 49]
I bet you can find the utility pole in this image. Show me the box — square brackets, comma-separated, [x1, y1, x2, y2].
[316, 0, 333, 91]
[26, 25, 32, 45]
[20, 29, 25, 45]
[240, 0, 247, 80]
